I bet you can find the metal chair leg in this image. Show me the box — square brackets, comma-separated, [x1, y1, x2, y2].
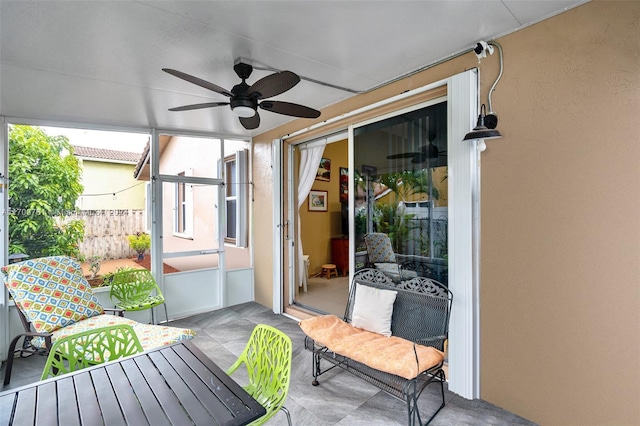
[280, 406, 292, 426]
[3, 334, 23, 385]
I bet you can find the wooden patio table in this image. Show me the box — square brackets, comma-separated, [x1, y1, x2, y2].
[0, 341, 266, 426]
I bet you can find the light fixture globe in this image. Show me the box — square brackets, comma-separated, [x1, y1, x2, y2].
[232, 105, 256, 118]
[230, 96, 257, 118]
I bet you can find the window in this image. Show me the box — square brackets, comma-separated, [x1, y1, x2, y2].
[224, 150, 248, 247]
[174, 169, 193, 238]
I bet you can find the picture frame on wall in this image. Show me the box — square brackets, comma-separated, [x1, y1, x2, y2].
[339, 167, 348, 202]
[315, 158, 331, 181]
[308, 190, 328, 212]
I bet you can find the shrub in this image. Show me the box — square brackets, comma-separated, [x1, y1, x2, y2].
[127, 232, 150, 258]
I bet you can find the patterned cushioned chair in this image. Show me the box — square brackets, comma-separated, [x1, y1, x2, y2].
[363, 233, 416, 281]
[2, 256, 196, 385]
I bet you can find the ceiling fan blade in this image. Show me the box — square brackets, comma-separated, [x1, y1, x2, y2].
[168, 102, 229, 112]
[412, 154, 428, 164]
[387, 152, 419, 159]
[259, 101, 320, 118]
[248, 71, 300, 99]
[162, 68, 233, 97]
[240, 113, 261, 130]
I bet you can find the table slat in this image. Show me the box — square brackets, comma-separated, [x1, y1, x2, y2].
[104, 362, 150, 425]
[90, 368, 125, 425]
[11, 386, 36, 425]
[35, 381, 58, 426]
[119, 358, 172, 426]
[175, 343, 266, 421]
[55, 376, 80, 426]
[148, 350, 216, 424]
[161, 345, 236, 424]
[73, 372, 103, 426]
[0, 393, 16, 425]
[133, 354, 195, 425]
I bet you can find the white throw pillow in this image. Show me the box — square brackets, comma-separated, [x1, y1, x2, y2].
[351, 283, 397, 337]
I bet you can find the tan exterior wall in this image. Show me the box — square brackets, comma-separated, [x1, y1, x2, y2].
[77, 160, 145, 210]
[253, 2, 640, 424]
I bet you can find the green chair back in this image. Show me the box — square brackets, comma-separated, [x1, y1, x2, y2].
[226, 324, 293, 426]
[108, 269, 168, 323]
[41, 324, 143, 380]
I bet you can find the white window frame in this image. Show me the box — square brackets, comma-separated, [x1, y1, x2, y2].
[173, 168, 193, 239]
[224, 149, 248, 247]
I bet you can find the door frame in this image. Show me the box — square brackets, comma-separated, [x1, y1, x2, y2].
[273, 69, 481, 399]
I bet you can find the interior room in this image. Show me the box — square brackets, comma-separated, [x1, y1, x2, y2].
[1, 2, 638, 425]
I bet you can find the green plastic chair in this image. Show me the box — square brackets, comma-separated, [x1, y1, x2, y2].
[226, 324, 293, 426]
[41, 324, 144, 380]
[108, 268, 168, 324]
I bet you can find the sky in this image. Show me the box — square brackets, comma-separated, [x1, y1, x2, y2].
[41, 126, 149, 154]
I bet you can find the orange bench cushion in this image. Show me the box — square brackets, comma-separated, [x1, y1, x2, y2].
[300, 314, 444, 380]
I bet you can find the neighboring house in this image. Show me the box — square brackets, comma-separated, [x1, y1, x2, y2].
[133, 136, 251, 272]
[72, 145, 145, 210]
[71, 145, 148, 260]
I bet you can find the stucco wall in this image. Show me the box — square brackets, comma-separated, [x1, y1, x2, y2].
[252, 2, 640, 424]
[478, 3, 640, 424]
[77, 160, 145, 210]
[159, 135, 251, 271]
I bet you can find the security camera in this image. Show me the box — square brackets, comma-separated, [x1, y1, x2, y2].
[474, 41, 494, 62]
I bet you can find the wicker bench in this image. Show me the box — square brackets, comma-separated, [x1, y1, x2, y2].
[300, 268, 452, 425]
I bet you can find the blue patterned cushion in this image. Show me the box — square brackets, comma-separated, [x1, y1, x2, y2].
[2, 256, 104, 333]
[364, 233, 396, 263]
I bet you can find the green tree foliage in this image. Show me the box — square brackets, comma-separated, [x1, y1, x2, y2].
[377, 169, 439, 202]
[8, 125, 85, 258]
[373, 201, 415, 254]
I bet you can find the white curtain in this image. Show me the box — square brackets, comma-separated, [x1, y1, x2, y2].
[297, 141, 326, 286]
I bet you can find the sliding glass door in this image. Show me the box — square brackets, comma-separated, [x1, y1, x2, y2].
[353, 100, 449, 285]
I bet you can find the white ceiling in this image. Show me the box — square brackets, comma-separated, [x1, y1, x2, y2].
[0, 1, 586, 138]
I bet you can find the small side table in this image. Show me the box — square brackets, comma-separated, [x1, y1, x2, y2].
[321, 263, 338, 279]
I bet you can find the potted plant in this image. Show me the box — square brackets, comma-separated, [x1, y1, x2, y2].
[88, 255, 102, 279]
[127, 232, 151, 260]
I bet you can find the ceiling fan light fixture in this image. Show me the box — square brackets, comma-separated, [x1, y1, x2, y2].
[463, 104, 502, 141]
[232, 105, 256, 118]
[164, 61, 319, 129]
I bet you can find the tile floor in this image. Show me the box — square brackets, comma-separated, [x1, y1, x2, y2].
[2, 302, 537, 425]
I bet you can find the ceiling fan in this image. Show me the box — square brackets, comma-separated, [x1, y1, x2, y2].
[162, 60, 321, 130]
[386, 132, 446, 164]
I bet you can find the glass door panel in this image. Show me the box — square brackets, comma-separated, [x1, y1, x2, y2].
[153, 132, 225, 319]
[353, 101, 449, 285]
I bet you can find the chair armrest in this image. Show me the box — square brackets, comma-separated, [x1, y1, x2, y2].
[416, 335, 447, 343]
[9, 330, 54, 352]
[415, 336, 448, 353]
[104, 308, 125, 317]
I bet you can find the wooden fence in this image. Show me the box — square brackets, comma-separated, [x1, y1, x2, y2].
[67, 209, 147, 260]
